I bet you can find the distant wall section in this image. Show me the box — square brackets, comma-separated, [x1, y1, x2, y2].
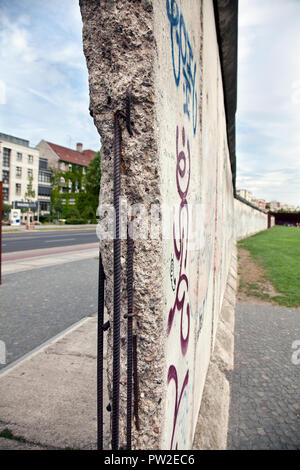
[234, 197, 269, 240]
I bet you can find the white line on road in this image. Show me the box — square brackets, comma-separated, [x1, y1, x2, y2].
[4, 233, 95, 241]
[44, 238, 76, 243]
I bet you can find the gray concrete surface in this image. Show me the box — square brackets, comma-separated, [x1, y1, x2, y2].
[0, 257, 99, 370]
[2, 229, 98, 253]
[2, 243, 98, 275]
[2, 224, 97, 232]
[228, 302, 300, 450]
[193, 249, 237, 450]
[0, 317, 110, 450]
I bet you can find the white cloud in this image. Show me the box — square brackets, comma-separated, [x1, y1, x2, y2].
[0, 80, 6, 104]
[0, 2, 99, 151]
[237, 0, 300, 206]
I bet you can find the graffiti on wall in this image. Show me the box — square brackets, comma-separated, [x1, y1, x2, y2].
[168, 125, 191, 356]
[166, 0, 198, 135]
[167, 365, 189, 450]
[167, 125, 191, 449]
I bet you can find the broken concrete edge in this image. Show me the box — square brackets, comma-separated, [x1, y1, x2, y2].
[80, 0, 165, 450]
[192, 245, 237, 450]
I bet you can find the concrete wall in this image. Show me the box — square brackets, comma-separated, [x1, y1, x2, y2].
[234, 198, 269, 241]
[80, 0, 267, 451]
[156, 0, 234, 449]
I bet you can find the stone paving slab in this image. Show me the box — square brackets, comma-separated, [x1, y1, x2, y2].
[0, 317, 110, 450]
[228, 302, 300, 450]
[0, 437, 47, 450]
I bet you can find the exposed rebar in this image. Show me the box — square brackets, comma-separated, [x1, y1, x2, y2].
[133, 334, 140, 431]
[126, 230, 134, 449]
[112, 111, 122, 450]
[97, 253, 105, 450]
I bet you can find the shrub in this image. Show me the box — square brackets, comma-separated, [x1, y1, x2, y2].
[65, 217, 88, 225]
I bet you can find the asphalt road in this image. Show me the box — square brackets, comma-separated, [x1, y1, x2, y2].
[2, 229, 98, 253]
[0, 258, 98, 371]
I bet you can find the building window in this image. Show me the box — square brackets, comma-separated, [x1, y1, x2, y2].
[69, 164, 72, 171]
[38, 185, 51, 196]
[27, 168, 33, 178]
[2, 170, 9, 184]
[38, 171, 51, 183]
[3, 148, 10, 167]
[16, 166, 22, 177]
[28, 155, 34, 164]
[17, 152, 22, 161]
[82, 167, 86, 175]
[15, 183, 21, 195]
[3, 187, 9, 201]
[39, 201, 50, 211]
[39, 158, 48, 170]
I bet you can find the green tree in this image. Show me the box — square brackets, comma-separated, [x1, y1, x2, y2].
[24, 175, 35, 201]
[84, 152, 101, 195]
[2, 203, 12, 220]
[74, 152, 101, 223]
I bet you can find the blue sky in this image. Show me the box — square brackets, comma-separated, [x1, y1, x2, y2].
[237, 0, 300, 206]
[0, 0, 100, 151]
[0, 0, 299, 205]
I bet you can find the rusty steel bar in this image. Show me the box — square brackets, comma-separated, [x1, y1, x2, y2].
[97, 253, 105, 450]
[133, 334, 140, 431]
[112, 110, 122, 450]
[125, 230, 134, 449]
[110, 84, 135, 450]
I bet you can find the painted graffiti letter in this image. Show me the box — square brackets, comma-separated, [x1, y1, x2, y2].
[168, 365, 189, 450]
[167, 125, 190, 356]
[166, 0, 198, 135]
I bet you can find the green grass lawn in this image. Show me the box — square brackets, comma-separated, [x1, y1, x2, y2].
[238, 226, 300, 307]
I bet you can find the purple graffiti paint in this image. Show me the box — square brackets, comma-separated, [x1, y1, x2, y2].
[167, 365, 189, 450]
[167, 126, 190, 357]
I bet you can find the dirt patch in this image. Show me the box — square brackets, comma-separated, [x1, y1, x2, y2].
[237, 248, 284, 305]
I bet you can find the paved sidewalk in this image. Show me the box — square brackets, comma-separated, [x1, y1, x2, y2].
[0, 257, 99, 369]
[2, 243, 99, 275]
[0, 317, 110, 450]
[2, 224, 97, 232]
[228, 302, 300, 450]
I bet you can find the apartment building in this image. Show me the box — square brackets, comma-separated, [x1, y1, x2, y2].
[36, 140, 96, 193]
[236, 188, 253, 202]
[257, 199, 266, 211]
[0, 133, 39, 206]
[38, 157, 52, 215]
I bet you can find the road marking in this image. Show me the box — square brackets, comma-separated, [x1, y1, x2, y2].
[44, 238, 76, 243]
[3, 232, 95, 241]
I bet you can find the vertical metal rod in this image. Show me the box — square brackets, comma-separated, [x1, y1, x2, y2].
[0, 181, 2, 285]
[112, 112, 122, 450]
[97, 253, 105, 450]
[126, 230, 134, 449]
[133, 335, 140, 431]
